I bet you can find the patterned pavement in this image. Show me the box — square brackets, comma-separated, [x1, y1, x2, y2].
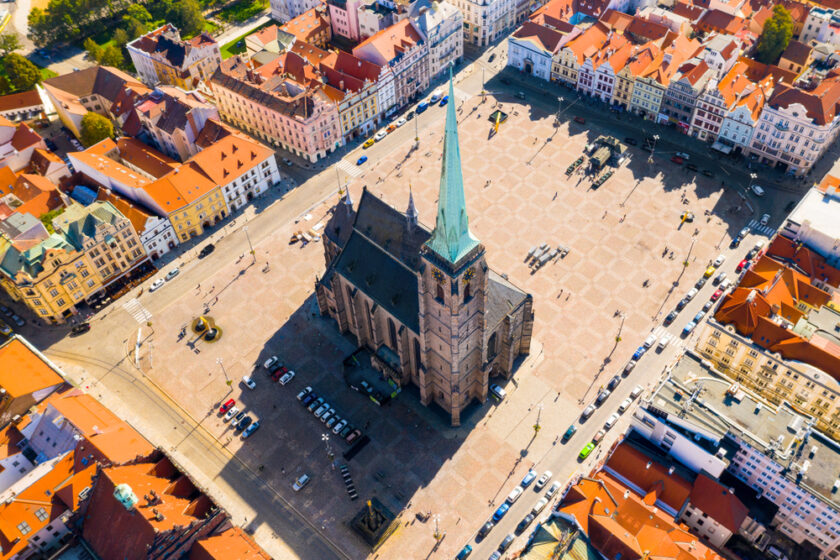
[93, 92, 749, 559]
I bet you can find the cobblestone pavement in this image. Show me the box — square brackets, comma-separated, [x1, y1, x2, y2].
[45, 91, 751, 560]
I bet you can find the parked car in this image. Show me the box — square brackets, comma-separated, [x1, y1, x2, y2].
[736, 258, 749, 273]
[624, 359, 637, 374]
[506, 486, 523, 503]
[308, 396, 325, 412]
[292, 474, 310, 491]
[279, 371, 295, 385]
[695, 276, 706, 289]
[514, 91, 526, 100]
[455, 545, 472, 560]
[630, 385, 643, 399]
[675, 152, 690, 160]
[592, 429, 606, 443]
[604, 413, 620, 429]
[346, 429, 362, 444]
[623, 137, 637, 146]
[532, 497, 548, 515]
[492, 503, 510, 522]
[297, 386, 312, 401]
[356, 155, 368, 165]
[670, 155, 684, 165]
[574, 116, 586, 124]
[578, 442, 595, 460]
[693, 311, 706, 323]
[301, 392, 316, 407]
[618, 397, 633, 413]
[236, 415, 252, 431]
[332, 419, 348, 434]
[478, 521, 494, 538]
[219, 399, 235, 414]
[489, 384, 506, 400]
[703, 300, 714, 312]
[363, 138, 375, 148]
[223, 406, 239, 422]
[374, 130, 387, 141]
[711, 289, 723, 302]
[263, 356, 279, 370]
[439, 95, 449, 106]
[233, 410, 245, 424]
[643, 333, 656, 348]
[243, 421, 260, 438]
[713, 272, 727, 285]
[704, 266, 716, 278]
[242, 375, 256, 389]
[325, 416, 338, 429]
[395, 117, 407, 127]
[595, 388, 611, 405]
[581, 405, 596, 419]
[632, 346, 645, 360]
[416, 101, 429, 113]
[664, 311, 678, 325]
[562, 425, 577, 442]
[70, 322, 90, 335]
[165, 268, 180, 280]
[314, 403, 330, 418]
[751, 185, 765, 197]
[150, 278, 165, 292]
[520, 469, 537, 488]
[515, 514, 535, 534]
[535, 471, 552, 489]
[320, 408, 335, 423]
[429, 89, 443, 103]
[607, 375, 621, 391]
[198, 244, 215, 258]
[682, 321, 697, 336]
[499, 534, 515, 552]
[686, 287, 698, 300]
[760, 213, 771, 226]
[545, 481, 562, 499]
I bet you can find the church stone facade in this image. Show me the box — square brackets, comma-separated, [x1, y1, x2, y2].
[315, 75, 534, 426]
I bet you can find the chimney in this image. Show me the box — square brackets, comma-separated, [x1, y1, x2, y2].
[624, 490, 631, 499]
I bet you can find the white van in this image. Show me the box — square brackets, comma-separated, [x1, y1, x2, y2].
[657, 333, 672, 350]
[643, 333, 657, 348]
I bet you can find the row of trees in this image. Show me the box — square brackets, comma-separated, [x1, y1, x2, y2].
[29, 0, 206, 47]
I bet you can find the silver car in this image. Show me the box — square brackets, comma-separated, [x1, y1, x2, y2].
[314, 403, 330, 418]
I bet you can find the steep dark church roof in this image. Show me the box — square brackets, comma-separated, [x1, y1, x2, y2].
[486, 271, 529, 343]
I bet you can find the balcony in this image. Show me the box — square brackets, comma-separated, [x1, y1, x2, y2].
[774, 121, 790, 131]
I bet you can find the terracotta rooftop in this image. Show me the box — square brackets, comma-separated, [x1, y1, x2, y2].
[0, 338, 64, 398]
[96, 187, 156, 232]
[768, 77, 840, 126]
[0, 91, 43, 113]
[698, 9, 747, 34]
[689, 473, 749, 533]
[512, 20, 568, 52]
[281, 6, 330, 44]
[604, 441, 693, 512]
[781, 39, 812, 67]
[189, 528, 271, 560]
[353, 19, 424, 63]
[188, 133, 273, 186]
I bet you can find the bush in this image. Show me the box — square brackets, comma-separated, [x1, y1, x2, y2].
[80, 112, 113, 147]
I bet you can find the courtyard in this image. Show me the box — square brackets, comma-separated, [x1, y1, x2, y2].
[50, 90, 753, 559]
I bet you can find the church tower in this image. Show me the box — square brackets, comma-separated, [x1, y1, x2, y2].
[419, 68, 488, 426]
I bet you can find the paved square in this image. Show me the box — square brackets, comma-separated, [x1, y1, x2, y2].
[128, 92, 748, 559]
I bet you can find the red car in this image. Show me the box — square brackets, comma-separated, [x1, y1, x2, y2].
[736, 259, 749, 273]
[219, 399, 235, 414]
[711, 289, 723, 301]
[670, 155, 684, 165]
[574, 116, 586, 124]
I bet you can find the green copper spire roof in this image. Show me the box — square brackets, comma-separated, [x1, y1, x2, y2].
[425, 66, 480, 265]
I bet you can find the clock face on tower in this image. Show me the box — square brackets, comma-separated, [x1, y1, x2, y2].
[432, 267, 446, 284]
[463, 267, 475, 283]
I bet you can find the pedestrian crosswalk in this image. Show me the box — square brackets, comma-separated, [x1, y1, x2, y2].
[336, 159, 363, 179]
[649, 326, 685, 351]
[339, 464, 358, 500]
[123, 298, 152, 323]
[748, 219, 775, 237]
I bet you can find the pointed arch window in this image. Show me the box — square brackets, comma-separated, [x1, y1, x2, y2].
[464, 282, 471, 303]
[488, 332, 497, 360]
[388, 318, 398, 350]
[436, 284, 444, 302]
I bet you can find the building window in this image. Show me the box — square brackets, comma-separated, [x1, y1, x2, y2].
[17, 522, 31, 535]
[388, 318, 397, 350]
[436, 284, 444, 301]
[34, 508, 48, 521]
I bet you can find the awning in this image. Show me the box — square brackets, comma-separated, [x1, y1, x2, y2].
[711, 141, 733, 154]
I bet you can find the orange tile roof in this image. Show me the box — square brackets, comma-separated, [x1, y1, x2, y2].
[188, 134, 274, 186]
[10, 123, 43, 153]
[354, 19, 423, 63]
[605, 441, 693, 511]
[698, 9, 747, 34]
[145, 161, 217, 212]
[564, 22, 610, 63]
[559, 472, 723, 560]
[189, 528, 272, 560]
[512, 21, 568, 52]
[0, 90, 43, 113]
[96, 188, 155, 234]
[0, 338, 64, 398]
[115, 137, 179, 179]
[0, 166, 18, 197]
[281, 6, 330, 44]
[689, 473, 748, 533]
[530, 0, 576, 22]
[0, 452, 94, 559]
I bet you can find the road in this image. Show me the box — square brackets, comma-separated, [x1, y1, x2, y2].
[466, 226, 770, 559]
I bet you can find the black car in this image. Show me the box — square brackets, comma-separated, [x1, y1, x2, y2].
[0, 305, 10, 316]
[701, 169, 713, 177]
[595, 389, 611, 405]
[70, 322, 91, 335]
[676, 298, 689, 311]
[233, 410, 246, 424]
[785, 200, 797, 212]
[477, 521, 494, 538]
[500, 77, 511, 85]
[515, 514, 535, 535]
[405, 110, 415, 120]
[664, 310, 678, 326]
[499, 534, 515, 552]
[301, 392, 317, 407]
[44, 139, 58, 151]
[236, 416, 253, 431]
[607, 375, 621, 391]
[623, 137, 637, 146]
[686, 163, 698, 171]
[695, 277, 706, 289]
[198, 244, 215, 258]
[488, 53, 496, 63]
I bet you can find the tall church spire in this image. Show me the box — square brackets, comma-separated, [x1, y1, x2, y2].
[425, 65, 479, 265]
[406, 184, 418, 230]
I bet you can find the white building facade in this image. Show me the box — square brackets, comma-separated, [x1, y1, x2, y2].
[450, 0, 515, 46]
[414, 1, 464, 80]
[270, 0, 323, 22]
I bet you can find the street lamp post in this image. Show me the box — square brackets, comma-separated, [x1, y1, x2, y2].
[243, 226, 255, 264]
[216, 358, 231, 386]
[321, 433, 334, 469]
[648, 134, 660, 164]
[534, 403, 543, 434]
[748, 172, 757, 193]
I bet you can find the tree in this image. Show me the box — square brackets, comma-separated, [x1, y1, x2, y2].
[112, 28, 129, 48]
[0, 34, 21, 58]
[2, 54, 40, 92]
[757, 5, 793, 64]
[123, 17, 147, 40]
[83, 37, 103, 63]
[80, 112, 113, 147]
[169, 0, 205, 37]
[125, 4, 153, 23]
[100, 44, 124, 68]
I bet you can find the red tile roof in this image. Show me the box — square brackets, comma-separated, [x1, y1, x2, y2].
[689, 474, 748, 533]
[512, 20, 568, 52]
[605, 442, 693, 512]
[189, 528, 271, 560]
[768, 77, 840, 125]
